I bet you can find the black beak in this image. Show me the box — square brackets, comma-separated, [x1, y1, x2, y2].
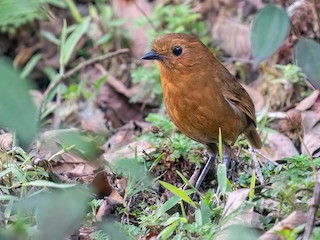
[141, 50, 163, 60]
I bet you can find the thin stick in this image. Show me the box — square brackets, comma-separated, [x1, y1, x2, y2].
[303, 170, 320, 240]
[133, 1, 156, 30]
[39, 49, 130, 118]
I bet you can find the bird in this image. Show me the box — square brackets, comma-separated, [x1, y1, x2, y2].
[141, 33, 262, 190]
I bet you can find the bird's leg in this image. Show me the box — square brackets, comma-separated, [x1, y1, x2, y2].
[194, 152, 216, 190]
[192, 145, 217, 200]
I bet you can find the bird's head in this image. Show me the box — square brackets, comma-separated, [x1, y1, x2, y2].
[141, 33, 211, 72]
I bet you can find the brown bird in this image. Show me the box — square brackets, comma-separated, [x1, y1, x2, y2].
[141, 33, 262, 189]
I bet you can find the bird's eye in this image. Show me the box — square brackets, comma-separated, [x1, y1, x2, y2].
[172, 46, 182, 56]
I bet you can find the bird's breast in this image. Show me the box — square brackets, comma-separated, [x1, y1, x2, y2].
[160, 73, 245, 145]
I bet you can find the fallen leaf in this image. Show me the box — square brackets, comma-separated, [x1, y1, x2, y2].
[301, 111, 320, 133]
[242, 84, 265, 112]
[223, 188, 250, 217]
[260, 132, 299, 161]
[258, 211, 307, 240]
[104, 140, 155, 163]
[90, 171, 113, 199]
[295, 90, 320, 111]
[302, 133, 320, 158]
[113, 0, 154, 58]
[80, 103, 111, 135]
[0, 133, 13, 153]
[213, 18, 251, 59]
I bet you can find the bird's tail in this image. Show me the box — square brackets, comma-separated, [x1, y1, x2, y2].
[244, 126, 262, 149]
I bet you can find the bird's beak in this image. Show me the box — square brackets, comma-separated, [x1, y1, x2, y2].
[141, 50, 163, 60]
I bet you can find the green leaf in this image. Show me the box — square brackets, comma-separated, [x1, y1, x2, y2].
[65, 0, 82, 23]
[15, 187, 90, 239]
[20, 53, 42, 79]
[159, 189, 195, 214]
[251, 4, 290, 68]
[41, 30, 60, 45]
[218, 128, 223, 163]
[217, 163, 227, 194]
[158, 220, 179, 240]
[61, 17, 90, 65]
[159, 181, 196, 208]
[249, 172, 256, 200]
[0, 195, 19, 201]
[294, 39, 320, 89]
[0, 58, 37, 147]
[22, 180, 77, 188]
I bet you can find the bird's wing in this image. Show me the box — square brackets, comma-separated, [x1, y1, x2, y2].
[220, 73, 257, 126]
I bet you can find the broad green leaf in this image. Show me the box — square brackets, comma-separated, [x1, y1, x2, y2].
[61, 17, 90, 65]
[0, 0, 42, 26]
[158, 220, 179, 240]
[294, 39, 320, 89]
[251, 4, 290, 68]
[53, 130, 103, 161]
[217, 163, 227, 194]
[159, 189, 195, 214]
[159, 181, 196, 208]
[15, 187, 90, 239]
[0, 58, 37, 147]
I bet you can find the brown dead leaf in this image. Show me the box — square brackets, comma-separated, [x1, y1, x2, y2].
[113, 0, 154, 58]
[104, 120, 151, 152]
[242, 84, 265, 112]
[301, 111, 320, 133]
[13, 43, 42, 67]
[302, 133, 320, 158]
[104, 140, 155, 163]
[212, 18, 251, 58]
[260, 132, 299, 161]
[258, 211, 307, 240]
[0, 133, 13, 153]
[92, 172, 125, 221]
[80, 103, 110, 136]
[52, 152, 99, 178]
[223, 188, 250, 217]
[90, 171, 113, 198]
[296, 90, 320, 111]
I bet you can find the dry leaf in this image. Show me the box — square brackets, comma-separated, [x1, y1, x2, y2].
[90, 172, 113, 199]
[0, 133, 13, 153]
[260, 132, 299, 161]
[223, 188, 250, 217]
[302, 133, 320, 157]
[80, 103, 110, 135]
[258, 211, 307, 240]
[212, 18, 251, 58]
[104, 140, 155, 163]
[295, 90, 320, 111]
[242, 84, 265, 112]
[301, 111, 320, 133]
[113, 0, 154, 58]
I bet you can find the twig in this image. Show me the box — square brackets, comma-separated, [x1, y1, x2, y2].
[251, 148, 265, 185]
[133, 1, 156, 30]
[39, 48, 130, 118]
[183, 167, 200, 191]
[303, 170, 320, 240]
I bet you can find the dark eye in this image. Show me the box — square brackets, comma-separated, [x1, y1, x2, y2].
[172, 46, 182, 56]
